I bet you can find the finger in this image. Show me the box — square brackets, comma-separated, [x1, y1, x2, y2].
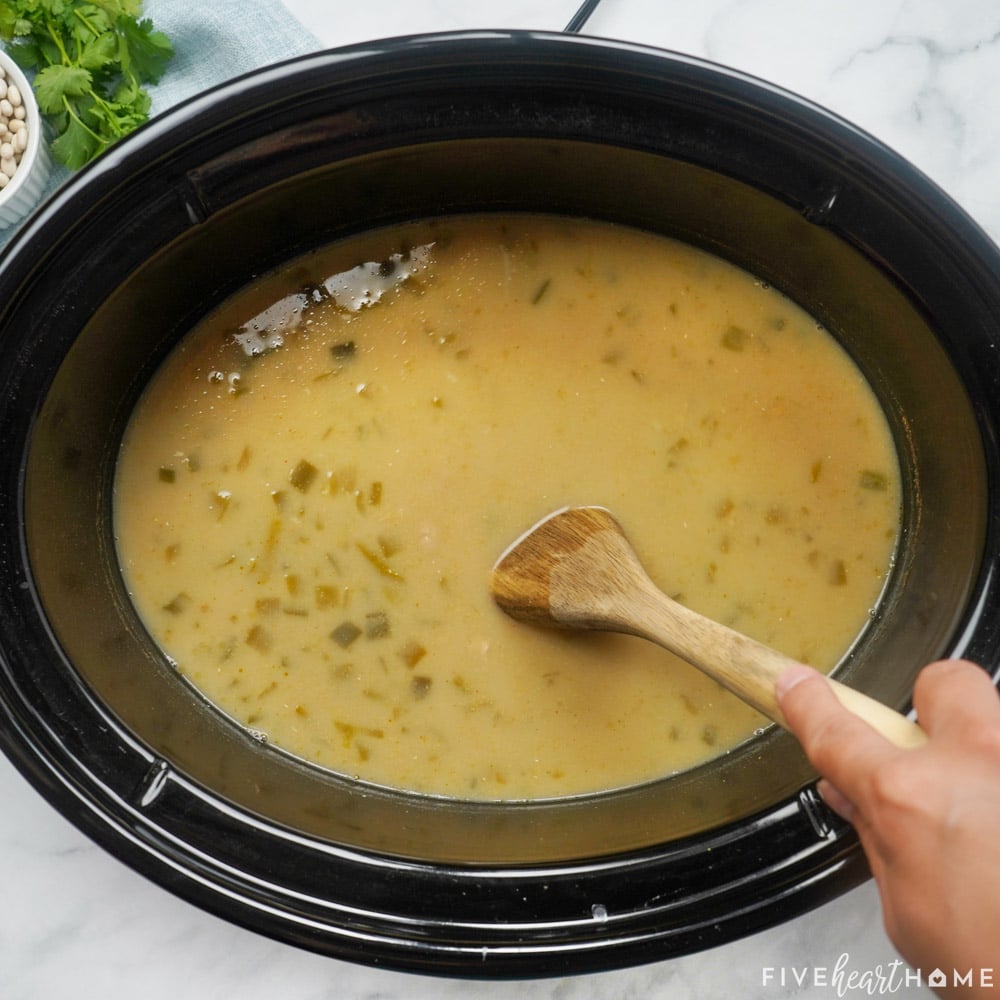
[816, 777, 856, 824]
[813, 781, 884, 881]
[776, 663, 898, 795]
[911, 658, 1000, 738]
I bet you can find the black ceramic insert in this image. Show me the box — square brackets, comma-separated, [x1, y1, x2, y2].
[0, 32, 999, 977]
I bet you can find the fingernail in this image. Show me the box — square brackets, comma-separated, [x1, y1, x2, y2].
[775, 663, 817, 700]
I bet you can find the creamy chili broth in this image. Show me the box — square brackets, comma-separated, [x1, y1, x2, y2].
[113, 214, 901, 799]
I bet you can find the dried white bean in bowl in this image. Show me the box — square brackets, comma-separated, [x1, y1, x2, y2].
[0, 64, 30, 187]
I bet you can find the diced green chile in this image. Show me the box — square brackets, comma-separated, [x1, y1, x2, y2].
[331, 340, 357, 361]
[290, 459, 318, 492]
[331, 621, 362, 648]
[365, 611, 391, 639]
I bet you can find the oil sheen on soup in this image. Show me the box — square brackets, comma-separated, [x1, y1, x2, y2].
[114, 214, 901, 800]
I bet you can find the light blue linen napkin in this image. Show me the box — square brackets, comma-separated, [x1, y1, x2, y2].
[0, 0, 320, 251]
[144, 0, 320, 115]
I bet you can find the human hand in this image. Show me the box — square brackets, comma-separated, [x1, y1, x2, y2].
[776, 659, 1000, 999]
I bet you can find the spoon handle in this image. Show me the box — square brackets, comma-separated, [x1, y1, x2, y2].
[631, 584, 927, 749]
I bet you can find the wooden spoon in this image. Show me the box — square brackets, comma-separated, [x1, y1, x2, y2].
[491, 505, 926, 749]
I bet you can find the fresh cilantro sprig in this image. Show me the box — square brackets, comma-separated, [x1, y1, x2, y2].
[0, 0, 174, 168]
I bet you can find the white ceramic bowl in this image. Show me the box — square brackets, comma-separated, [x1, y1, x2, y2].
[0, 47, 51, 230]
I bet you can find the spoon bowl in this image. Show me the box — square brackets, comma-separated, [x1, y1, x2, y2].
[492, 506, 927, 749]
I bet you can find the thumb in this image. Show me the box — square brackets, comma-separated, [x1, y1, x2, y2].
[775, 663, 898, 791]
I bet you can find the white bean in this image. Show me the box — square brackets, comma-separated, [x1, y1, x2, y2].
[0, 76, 31, 188]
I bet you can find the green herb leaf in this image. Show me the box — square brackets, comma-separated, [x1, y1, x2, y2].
[78, 30, 116, 71]
[0, 0, 174, 168]
[34, 64, 92, 114]
[117, 15, 172, 83]
[50, 112, 99, 168]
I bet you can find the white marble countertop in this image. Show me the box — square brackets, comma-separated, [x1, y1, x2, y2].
[3, 1, 999, 997]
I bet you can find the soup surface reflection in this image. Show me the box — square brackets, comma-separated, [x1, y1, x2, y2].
[114, 215, 901, 799]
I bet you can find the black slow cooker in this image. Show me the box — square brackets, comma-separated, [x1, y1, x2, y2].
[0, 32, 998, 977]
